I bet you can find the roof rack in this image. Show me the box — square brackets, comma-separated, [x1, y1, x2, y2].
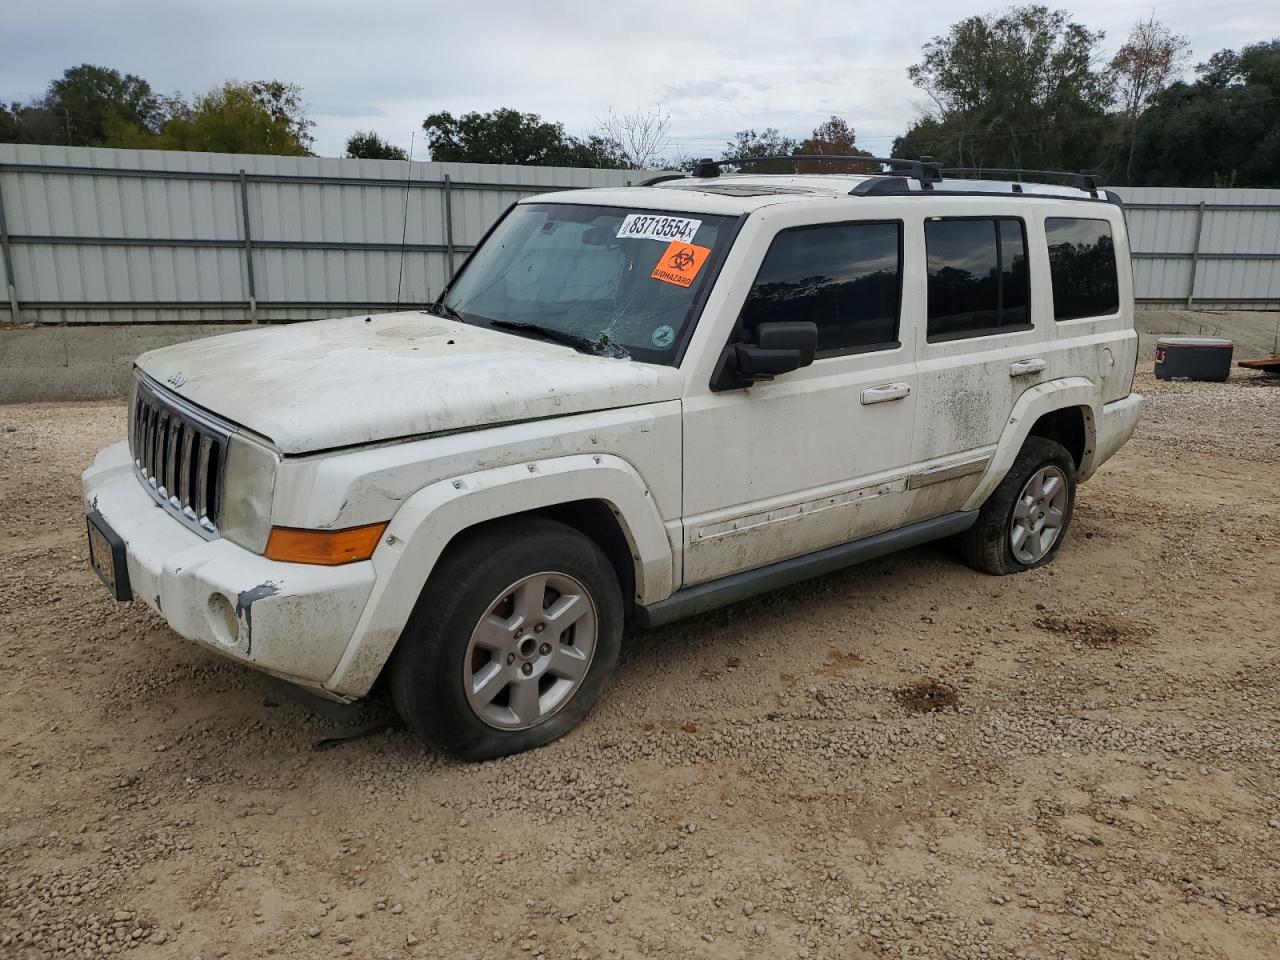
[942, 167, 1099, 198]
[688, 155, 944, 188]
[638, 155, 1113, 204]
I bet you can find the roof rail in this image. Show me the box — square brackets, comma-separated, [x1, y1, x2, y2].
[642, 156, 1114, 204]
[942, 167, 1099, 198]
[636, 172, 687, 187]
[689, 155, 943, 188]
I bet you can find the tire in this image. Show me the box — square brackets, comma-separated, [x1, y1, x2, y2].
[956, 437, 1077, 576]
[388, 517, 623, 761]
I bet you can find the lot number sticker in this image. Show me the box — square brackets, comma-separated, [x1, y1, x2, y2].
[616, 214, 702, 244]
[651, 241, 712, 288]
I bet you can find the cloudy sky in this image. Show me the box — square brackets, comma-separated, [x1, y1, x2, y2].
[2, 0, 1273, 161]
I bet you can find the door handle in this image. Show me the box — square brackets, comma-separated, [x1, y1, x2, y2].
[861, 382, 911, 404]
[1009, 358, 1047, 377]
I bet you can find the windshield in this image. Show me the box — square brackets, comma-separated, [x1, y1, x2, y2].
[442, 203, 734, 363]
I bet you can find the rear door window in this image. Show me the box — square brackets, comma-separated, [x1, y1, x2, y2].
[925, 218, 1031, 341]
[1045, 218, 1120, 320]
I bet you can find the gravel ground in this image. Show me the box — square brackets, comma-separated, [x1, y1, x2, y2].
[1, 369, 1278, 960]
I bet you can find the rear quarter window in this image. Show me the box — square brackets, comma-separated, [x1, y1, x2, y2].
[1045, 218, 1120, 320]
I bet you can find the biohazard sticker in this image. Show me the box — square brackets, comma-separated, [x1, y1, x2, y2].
[651, 241, 711, 288]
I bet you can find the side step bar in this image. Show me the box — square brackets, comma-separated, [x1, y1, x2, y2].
[635, 510, 978, 629]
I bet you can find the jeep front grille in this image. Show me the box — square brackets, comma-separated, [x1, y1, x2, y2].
[129, 377, 235, 539]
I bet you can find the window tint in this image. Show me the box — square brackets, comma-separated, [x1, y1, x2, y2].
[1045, 217, 1119, 320]
[740, 221, 901, 355]
[926, 218, 1031, 340]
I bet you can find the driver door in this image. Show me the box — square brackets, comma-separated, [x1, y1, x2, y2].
[680, 218, 919, 586]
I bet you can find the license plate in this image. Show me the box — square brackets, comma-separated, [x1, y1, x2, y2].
[87, 511, 132, 602]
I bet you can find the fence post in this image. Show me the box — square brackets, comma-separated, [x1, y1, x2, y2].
[443, 173, 456, 280]
[0, 173, 20, 324]
[238, 170, 258, 323]
[1185, 200, 1205, 309]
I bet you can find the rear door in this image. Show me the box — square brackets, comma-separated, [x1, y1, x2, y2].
[903, 211, 1046, 520]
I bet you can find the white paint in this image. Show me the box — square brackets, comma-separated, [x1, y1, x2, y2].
[85, 171, 1145, 703]
[135, 313, 683, 454]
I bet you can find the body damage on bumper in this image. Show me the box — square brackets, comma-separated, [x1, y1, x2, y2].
[82, 443, 373, 697]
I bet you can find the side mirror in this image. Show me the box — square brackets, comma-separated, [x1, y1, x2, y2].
[734, 321, 818, 381]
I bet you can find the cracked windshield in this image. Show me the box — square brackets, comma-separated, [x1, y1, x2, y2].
[442, 202, 732, 362]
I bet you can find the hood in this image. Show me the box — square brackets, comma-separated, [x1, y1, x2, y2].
[135, 312, 684, 454]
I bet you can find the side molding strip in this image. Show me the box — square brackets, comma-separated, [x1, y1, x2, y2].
[636, 511, 978, 628]
[907, 455, 991, 490]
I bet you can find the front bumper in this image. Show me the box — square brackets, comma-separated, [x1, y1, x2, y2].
[82, 442, 376, 696]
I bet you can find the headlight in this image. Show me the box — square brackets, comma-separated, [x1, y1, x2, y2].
[220, 433, 278, 554]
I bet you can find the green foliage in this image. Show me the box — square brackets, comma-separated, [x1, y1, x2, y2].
[0, 66, 313, 157]
[722, 127, 798, 173]
[1128, 41, 1280, 187]
[422, 108, 626, 167]
[0, 64, 168, 146]
[144, 82, 312, 156]
[345, 130, 409, 160]
[49, 64, 167, 145]
[896, 5, 1114, 172]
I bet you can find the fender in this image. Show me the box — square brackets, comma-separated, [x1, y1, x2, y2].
[962, 377, 1099, 512]
[324, 453, 672, 697]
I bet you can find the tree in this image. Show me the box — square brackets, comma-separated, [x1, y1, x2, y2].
[1109, 15, 1189, 182]
[147, 82, 312, 156]
[1128, 40, 1280, 187]
[422, 108, 626, 167]
[247, 80, 314, 151]
[44, 64, 167, 145]
[721, 127, 798, 173]
[897, 5, 1114, 172]
[796, 116, 874, 173]
[0, 64, 171, 147]
[592, 106, 670, 169]
[345, 131, 408, 160]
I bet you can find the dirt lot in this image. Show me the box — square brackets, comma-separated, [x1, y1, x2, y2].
[2, 369, 1278, 960]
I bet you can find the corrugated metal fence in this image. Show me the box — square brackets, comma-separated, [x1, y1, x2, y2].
[1, 146, 1277, 324]
[0, 144, 653, 325]
[1108, 186, 1280, 308]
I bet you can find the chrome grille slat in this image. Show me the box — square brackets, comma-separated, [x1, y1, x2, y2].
[129, 377, 236, 540]
[165, 418, 180, 500]
[143, 406, 157, 483]
[178, 426, 195, 513]
[195, 434, 213, 522]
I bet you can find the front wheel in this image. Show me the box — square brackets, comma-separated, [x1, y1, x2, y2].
[956, 437, 1077, 576]
[389, 517, 623, 760]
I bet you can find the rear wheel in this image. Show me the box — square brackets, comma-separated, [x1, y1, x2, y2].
[957, 437, 1076, 576]
[389, 517, 623, 760]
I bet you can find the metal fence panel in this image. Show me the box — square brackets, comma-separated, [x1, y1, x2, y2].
[3, 147, 1278, 324]
[1110, 186, 1280, 307]
[0, 144, 651, 324]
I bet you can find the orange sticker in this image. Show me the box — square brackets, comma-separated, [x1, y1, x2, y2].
[651, 241, 711, 288]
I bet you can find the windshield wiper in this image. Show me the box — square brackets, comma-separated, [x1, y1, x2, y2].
[488, 319, 607, 355]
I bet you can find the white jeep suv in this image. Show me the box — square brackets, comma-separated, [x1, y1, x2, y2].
[83, 159, 1142, 759]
